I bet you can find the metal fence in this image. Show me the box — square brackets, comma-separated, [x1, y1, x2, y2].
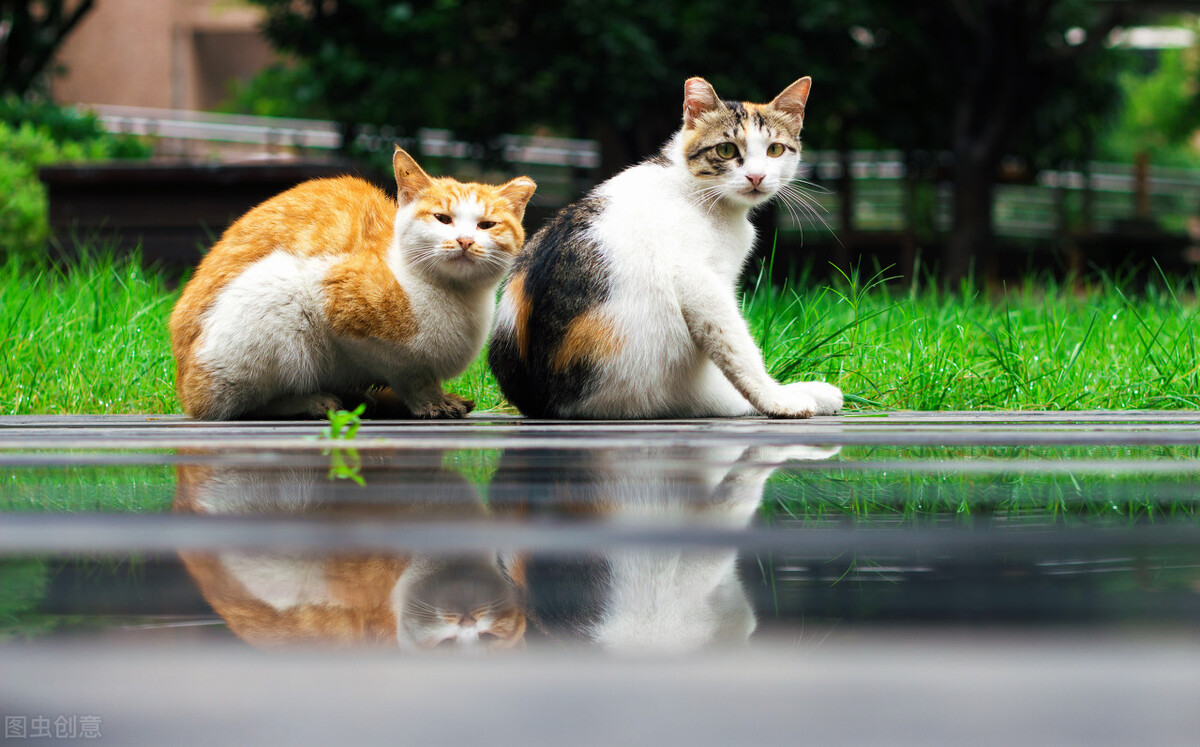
[90, 104, 599, 168]
[91, 106, 1200, 241]
[793, 150, 1200, 241]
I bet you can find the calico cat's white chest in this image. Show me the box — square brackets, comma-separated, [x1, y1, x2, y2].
[595, 165, 756, 279]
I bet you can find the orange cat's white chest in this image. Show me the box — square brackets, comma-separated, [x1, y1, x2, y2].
[196, 249, 488, 397]
[197, 251, 339, 397]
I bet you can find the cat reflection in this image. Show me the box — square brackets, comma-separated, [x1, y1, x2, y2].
[492, 444, 840, 652]
[176, 443, 838, 653]
[173, 455, 525, 651]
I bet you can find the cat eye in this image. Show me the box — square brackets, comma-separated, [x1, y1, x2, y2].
[477, 220, 497, 230]
[714, 142, 738, 160]
[433, 213, 452, 225]
[766, 143, 786, 158]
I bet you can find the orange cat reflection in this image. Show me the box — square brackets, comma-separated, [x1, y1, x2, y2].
[174, 459, 525, 651]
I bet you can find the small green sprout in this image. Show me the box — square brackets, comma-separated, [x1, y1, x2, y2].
[327, 447, 365, 486]
[319, 405, 367, 485]
[319, 404, 366, 440]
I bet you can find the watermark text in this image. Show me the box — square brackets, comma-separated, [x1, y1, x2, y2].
[5, 715, 101, 740]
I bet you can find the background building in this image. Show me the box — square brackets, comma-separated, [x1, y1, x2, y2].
[51, 0, 276, 111]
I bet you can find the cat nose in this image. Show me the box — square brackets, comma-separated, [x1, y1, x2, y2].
[456, 236, 475, 251]
[746, 173, 765, 188]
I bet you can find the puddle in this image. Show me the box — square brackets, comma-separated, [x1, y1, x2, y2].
[2, 437, 1198, 654]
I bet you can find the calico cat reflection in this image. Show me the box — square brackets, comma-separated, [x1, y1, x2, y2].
[173, 455, 526, 651]
[492, 444, 840, 652]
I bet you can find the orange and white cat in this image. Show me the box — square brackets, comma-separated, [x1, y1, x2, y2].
[170, 147, 536, 420]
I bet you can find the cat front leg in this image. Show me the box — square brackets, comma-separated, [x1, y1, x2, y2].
[681, 272, 840, 417]
[677, 272, 828, 418]
[389, 376, 475, 419]
[709, 443, 843, 520]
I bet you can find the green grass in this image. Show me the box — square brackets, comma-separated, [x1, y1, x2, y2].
[761, 444, 1200, 528]
[1, 251, 178, 414]
[0, 464, 176, 512]
[746, 263, 1200, 410]
[2, 251, 1199, 415]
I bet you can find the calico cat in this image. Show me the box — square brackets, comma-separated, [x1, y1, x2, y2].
[174, 455, 526, 650]
[489, 77, 842, 419]
[170, 147, 536, 420]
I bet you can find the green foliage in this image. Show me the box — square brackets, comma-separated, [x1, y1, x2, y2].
[0, 97, 150, 158]
[0, 465, 176, 512]
[320, 406, 367, 485]
[1100, 45, 1200, 167]
[0, 99, 151, 261]
[217, 62, 332, 120]
[241, 1, 1133, 168]
[0, 121, 98, 258]
[0, 560, 51, 641]
[239, 0, 888, 167]
[0, 149, 49, 259]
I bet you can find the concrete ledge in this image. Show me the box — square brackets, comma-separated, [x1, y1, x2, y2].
[3, 411, 1199, 450]
[3, 635, 1197, 747]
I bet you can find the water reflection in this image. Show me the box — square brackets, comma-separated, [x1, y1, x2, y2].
[492, 445, 839, 651]
[173, 444, 840, 652]
[174, 453, 525, 651]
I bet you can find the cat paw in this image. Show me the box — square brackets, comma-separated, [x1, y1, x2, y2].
[783, 381, 843, 416]
[802, 381, 844, 415]
[753, 444, 842, 463]
[254, 392, 344, 419]
[412, 392, 476, 419]
[762, 385, 817, 419]
[299, 393, 345, 418]
[361, 387, 414, 418]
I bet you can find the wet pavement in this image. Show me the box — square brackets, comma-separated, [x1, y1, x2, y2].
[1, 411, 1198, 745]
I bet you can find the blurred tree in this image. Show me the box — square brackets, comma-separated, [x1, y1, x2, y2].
[246, 0, 871, 171]
[855, 0, 1137, 284]
[245, 0, 1194, 282]
[0, 0, 94, 97]
[1101, 40, 1200, 167]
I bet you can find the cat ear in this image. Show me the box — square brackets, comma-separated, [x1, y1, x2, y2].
[683, 77, 721, 129]
[393, 145, 434, 204]
[770, 76, 812, 127]
[498, 176, 537, 217]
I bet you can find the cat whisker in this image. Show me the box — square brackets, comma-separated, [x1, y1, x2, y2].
[780, 182, 830, 205]
[777, 193, 816, 230]
[686, 185, 730, 218]
[787, 177, 832, 195]
[777, 187, 842, 247]
[790, 194, 839, 238]
[775, 192, 824, 246]
[773, 186, 806, 225]
[404, 599, 446, 615]
[684, 187, 725, 212]
[474, 597, 512, 611]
